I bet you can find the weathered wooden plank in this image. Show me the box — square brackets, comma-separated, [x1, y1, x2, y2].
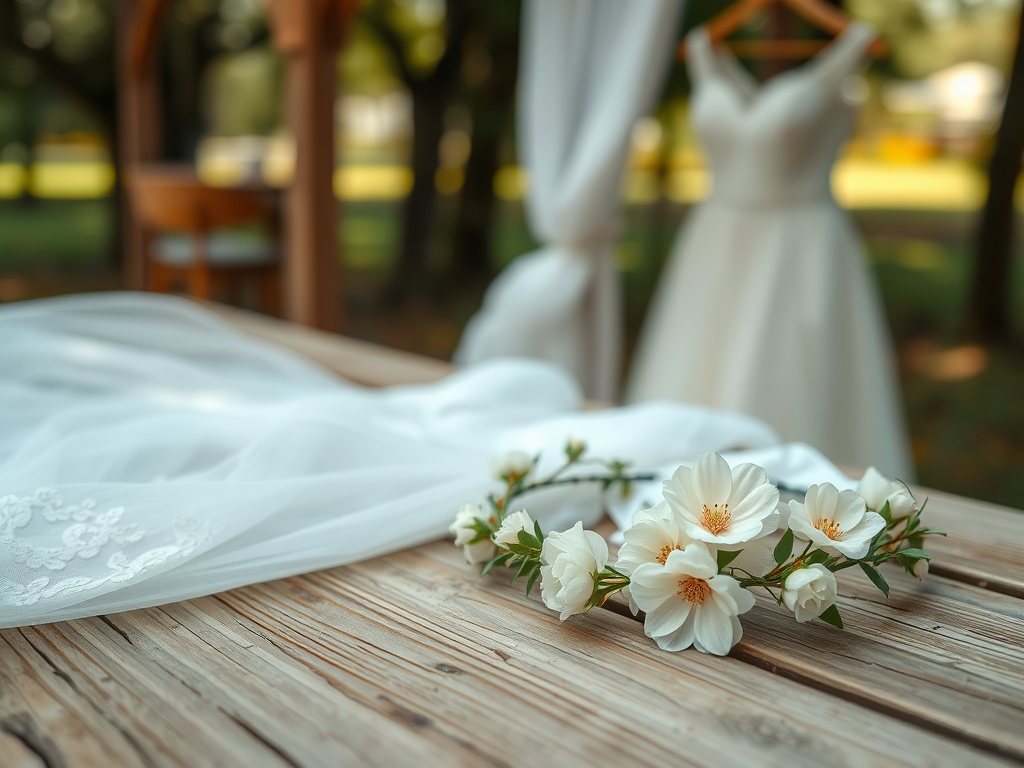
[0, 630, 148, 768]
[910, 487, 1024, 597]
[2, 536, 1018, 766]
[4, 610, 485, 768]
[212, 541, 1012, 767]
[731, 566, 1024, 761]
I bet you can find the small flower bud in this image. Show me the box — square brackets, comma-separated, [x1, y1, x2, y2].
[782, 564, 838, 623]
[490, 451, 533, 482]
[565, 437, 586, 462]
[493, 509, 535, 549]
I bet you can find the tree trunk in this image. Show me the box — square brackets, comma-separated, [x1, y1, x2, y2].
[450, 10, 520, 290]
[383, 1, 468, 303]
[968, 6, 1024, 341]
[392, 81, 449, 300]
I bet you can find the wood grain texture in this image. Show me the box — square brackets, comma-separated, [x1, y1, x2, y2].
[909, 487, 1024, 597]
[1, 539, 1014, 767]
[733, 566, 1024, 761]
[4, 302, 1018, 766]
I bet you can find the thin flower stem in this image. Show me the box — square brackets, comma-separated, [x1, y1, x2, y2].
[506, 473, 657, 509]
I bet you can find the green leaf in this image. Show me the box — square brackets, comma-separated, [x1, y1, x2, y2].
[818, 604, 844, 629]
[534, 519, 544, 542]
[525, 567, 541, 596]
[773, 529, 794, 565]
[718, 549, 743, 570]
[513, 558, 537, 583]
[859, 562, 890, 597]
[480, 551, 512, 577]
[505, 543, 534, 556]
[517, 530, 542, 550]
[878, 500, 893, 525]
[803, 548, 830, 566]
[916, 529, 947, 537]
[897, 548, 931, 561]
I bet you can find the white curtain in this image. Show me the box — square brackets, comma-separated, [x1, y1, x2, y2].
[453, 0, 685, 402]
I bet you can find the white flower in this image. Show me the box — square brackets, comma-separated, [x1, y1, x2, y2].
[540, 522, 608, 620]
[615, 501, 694, 614]
[663, 453, 780, 546]
[913, 559, 928, 581]
[449, 503, 496, 564]
[630, 542, 755, 655]
[493, 509, 534, 549]
[857, 466, 919, 520]
[782, 564, 838, 623]
[490, 450, 533, 482]
[788, 483, 886, 560]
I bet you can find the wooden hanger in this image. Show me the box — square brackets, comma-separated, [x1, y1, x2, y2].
[677, 0, 886, 61]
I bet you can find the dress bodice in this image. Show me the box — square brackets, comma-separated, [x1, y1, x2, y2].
[687, 23, 876, 208]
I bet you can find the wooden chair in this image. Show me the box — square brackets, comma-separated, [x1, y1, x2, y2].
[127, 164, 282, 315]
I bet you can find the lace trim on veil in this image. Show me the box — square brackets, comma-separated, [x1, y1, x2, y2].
[0, 489, 218, 607]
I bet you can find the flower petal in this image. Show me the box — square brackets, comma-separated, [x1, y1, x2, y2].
[644, 597, 692, 638]
[832, 489, 867, 529]
[663, 466, 702, 524]
[709, 574, 756, 615]
[663, 543, 718, 580]
[857, 467, 891, 510]
[728, 463, 770, 504]
[622, 520, 674, 556]
[582, 529, 609, 570]
[629, 563, 684, 612]
[694, 603, 737, 656]
[631, 499, 674, 526]
[652, 611, 696, 652]
[692, 453, 733, 503]
[812, 483, 840, 521]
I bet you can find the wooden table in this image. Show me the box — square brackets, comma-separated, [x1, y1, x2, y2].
[2, 306, 1022, 767]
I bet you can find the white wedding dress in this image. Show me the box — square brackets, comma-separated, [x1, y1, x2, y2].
[0, 293, 854, 628]
[627, 23, 913, 480]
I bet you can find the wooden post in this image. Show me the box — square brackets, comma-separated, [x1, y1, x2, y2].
[116, 0, 168, 290]
[266, 0, 353, 332]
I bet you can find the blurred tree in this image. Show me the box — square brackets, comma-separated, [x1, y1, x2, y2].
[362, 0, 468, 301]
[969, 4, 1024, 342]
[448, 1, 520, 291]
[0, 0, 116, 146]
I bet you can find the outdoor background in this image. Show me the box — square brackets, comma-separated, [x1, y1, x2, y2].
[1, 0, 1023, 508]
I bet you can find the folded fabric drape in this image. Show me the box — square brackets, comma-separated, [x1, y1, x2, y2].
[0, 293, 854, 628]
[453, 0, 685, 402]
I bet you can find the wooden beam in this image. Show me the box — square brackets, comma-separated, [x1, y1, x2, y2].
[266, 0, 355, 332]
[116, 0, 167, 290]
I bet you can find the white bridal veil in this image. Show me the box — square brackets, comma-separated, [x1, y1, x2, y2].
[0, 294, 855, 627]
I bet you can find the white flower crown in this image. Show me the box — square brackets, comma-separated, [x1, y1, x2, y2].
[451, 441, 943, 656]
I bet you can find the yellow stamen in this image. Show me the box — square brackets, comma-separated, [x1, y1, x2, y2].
[700, 503, 731, 536]
[678, 577, 711, 605]
[815, 519, 843, 539]
[656, 545, 681, 565]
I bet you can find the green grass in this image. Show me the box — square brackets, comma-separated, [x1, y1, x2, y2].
[0, 199, 115, 273]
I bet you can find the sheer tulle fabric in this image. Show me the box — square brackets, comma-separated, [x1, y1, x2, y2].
[1, 293, 842, 628]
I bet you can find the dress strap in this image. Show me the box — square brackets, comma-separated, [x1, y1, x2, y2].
[813, 21, 877, 82]
[685, 26, 716, 86]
